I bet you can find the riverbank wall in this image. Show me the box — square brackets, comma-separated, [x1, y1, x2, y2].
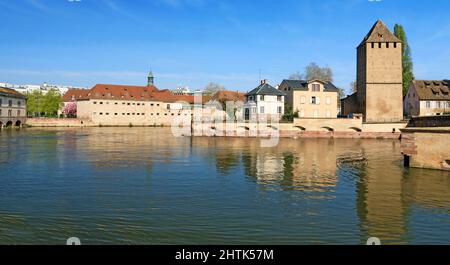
[401, 116, 450, 171]
[25, 117, 406, 139]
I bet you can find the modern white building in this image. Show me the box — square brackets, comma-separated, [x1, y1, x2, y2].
[243, 80, 286, 121]
[0, 82, 87, 95]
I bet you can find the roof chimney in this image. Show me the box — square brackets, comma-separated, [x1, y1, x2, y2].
[261, 79, 267, 85]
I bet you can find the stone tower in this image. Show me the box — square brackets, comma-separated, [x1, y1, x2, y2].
[147, 71, 154, 86]
[356, 20, 403, 122]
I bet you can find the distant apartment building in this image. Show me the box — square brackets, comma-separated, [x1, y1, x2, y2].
[0, 86, 27, 128]
[278, 79, 339, 118]
[1, 82, 87, 95]
[341, 20, 403, 122]
[243, 80, 285, 121]
[404, 80, 450, 117]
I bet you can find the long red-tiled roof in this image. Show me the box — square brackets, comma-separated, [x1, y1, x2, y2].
[62, 89, 90, 102]
[71, 83, 211, 104]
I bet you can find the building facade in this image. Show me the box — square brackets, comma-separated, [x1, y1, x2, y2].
[341, 20, 403, 122]
[404, 80, 450, 117]
[243, 80, 285, 121]
[279, 79, 339, 118]
[0, 87, 27, 128]
[71, 84, 196, 126]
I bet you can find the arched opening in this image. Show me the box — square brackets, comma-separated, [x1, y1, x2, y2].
[5, 121, 13, 127]
[322, 126, 334, 132]
[404, 155, 411, 168]
[294, 126, 306, 131]
[349, 127, 362, 132]
[443, 160, 450, 169]
[15, 120, 22, 127]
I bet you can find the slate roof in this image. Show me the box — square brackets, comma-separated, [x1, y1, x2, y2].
[358, 20, 401, 47]
[411, 80, 450, 101]
[247, 83, 286, 96]
[280, 79, 340, 92]
[0, 86, 26, 99]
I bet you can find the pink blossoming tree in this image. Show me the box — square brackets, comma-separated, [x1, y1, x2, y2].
[63, 102, 77, 118]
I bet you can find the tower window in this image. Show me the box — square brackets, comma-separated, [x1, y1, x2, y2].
[371, 43, 374, 49]
[386, 43, 390, 48]
[378, 43, 381, 48]
[394, 43, 397, 48]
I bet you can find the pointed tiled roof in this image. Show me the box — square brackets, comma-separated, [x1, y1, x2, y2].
[247, 83, 286, 96]
[358, 20, 401, 47]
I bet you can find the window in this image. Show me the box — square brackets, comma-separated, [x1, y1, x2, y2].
[371, 43, 374, 49]
[248, 96, 253, 101]
[436, 102, 441, 108]
[447, 102, 450, 108]
[378, 43, 381, 48]
[300, 96, 306, 104]
[252, 107, 257, 114]
[0, 99, 2, 106]
[277, 106, 282, 114]
[326, 97, 331, 105]
[115, 102, 118, 105]
[426, 101, 431, 108]
[99, 102, 103, 104]
[100, 112, 103, 115]
[17, 110, 20, 116]
[167, 104, 170, 110]
[8, 100, 12, 107]
[311, 96, 317, 104]
[260, 106, 265, 114]
[326, 110, 331, 118]
[137, 103, 140, 106]
[151, 103, 154, 106]
[8, 110, 12, 117]
[18, 101, 21, 107]
[277, 96, 282, 102]
[260, 95, 265, 101]
[312, 84, 320, 92]
[394, 42, 397, 48]
[115, 113, 118, 115]
[386, 43, 390, 48]
[127, 103, 131, 105]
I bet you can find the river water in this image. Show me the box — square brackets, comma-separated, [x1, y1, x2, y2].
[0, 127, 449, 245]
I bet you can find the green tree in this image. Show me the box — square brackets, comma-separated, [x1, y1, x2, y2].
[26, 89, 61, 117]
[42, 89, 61, 117]
[394, 24, 414, 96]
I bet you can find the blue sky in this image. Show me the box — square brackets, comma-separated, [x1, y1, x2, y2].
[1, 0, 450, 95]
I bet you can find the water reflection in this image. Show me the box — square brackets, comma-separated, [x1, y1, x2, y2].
[0, 127, 449, 244]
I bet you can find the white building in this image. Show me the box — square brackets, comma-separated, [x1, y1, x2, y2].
[0, 82, 87, 95]
[243, 80, 286, 121]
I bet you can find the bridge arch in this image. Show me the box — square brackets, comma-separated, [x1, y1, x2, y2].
[237, 126, 250, 131]
[15, 120, 22, 127]
[321, 126, 334, 132]
[294, 126, 306, 131]
[349, 127, 362, 132]
[5, 121, 13, 127]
